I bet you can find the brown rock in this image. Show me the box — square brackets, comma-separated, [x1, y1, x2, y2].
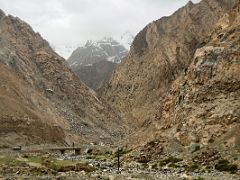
[154, 0, 240, 150]
[0, 10, 126, 146]
[101, 0, 237, 132]
[75, 162, 96, 172]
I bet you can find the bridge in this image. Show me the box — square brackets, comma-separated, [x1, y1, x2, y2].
[10, 146, 83, 155]
[47, 147, 81, 155]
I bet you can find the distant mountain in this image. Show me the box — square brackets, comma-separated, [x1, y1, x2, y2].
[67, 37, 128, 90]
[53, 44, 80, 59]
[68, 37, 128, 66]
[118, 31, 135, 50]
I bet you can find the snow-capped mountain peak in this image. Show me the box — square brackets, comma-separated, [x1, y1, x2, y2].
[67, 37, 128, 67]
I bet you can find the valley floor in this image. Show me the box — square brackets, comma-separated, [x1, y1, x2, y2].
[0, 145, 239, 180]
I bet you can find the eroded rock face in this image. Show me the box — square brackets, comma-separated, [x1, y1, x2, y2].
[0, 12, 126, 146]
[72, 61, 117, 91]
[101, 0, 237, 128]
[155, 0, 240, 150]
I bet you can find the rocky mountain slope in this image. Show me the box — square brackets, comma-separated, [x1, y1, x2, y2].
[127, 1, 240, 168]
[0, 10, 125, 147]
[68, 38, 128, 90]
[153, 0, 240, 154]
[72, 61, 116, 91]
[101, 0, 237, 129]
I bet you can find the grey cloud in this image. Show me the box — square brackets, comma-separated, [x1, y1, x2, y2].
[0, 0, 201, 46]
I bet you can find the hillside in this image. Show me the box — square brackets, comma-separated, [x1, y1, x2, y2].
[132, 0, 240, 164]
[101, 0, 237, 129]
[154, 0, 240, 154]
[0, 10, 126, 147]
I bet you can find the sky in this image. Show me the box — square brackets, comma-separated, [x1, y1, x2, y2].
[0, 0, 200, 57]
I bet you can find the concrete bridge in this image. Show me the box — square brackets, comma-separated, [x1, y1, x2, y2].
[47, 147, 81, 155]
[11, 146, 83, 155]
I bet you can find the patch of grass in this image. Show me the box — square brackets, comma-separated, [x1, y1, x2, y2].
[159, 156, 183, 167]
[86, 155, 96, 159]
[194, 177, 205, 180]
[215, 159, 238, 174]
[169, 162, 181, 168]
[0, 156, 23, 166]
[27, 156, 42, 164]
[184, 163, 200, 172]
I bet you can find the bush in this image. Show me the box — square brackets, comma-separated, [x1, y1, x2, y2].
[215, 160, 238, 174]
[152, 163, 158, 169]
[169, 162, 180, 168]
[191, 144, 200, 153]
[194, 177, 204, 180]
[184, 163, 200, 172]
[208, 138, 215, 143]
[138, 157, 150, 164]
[159, 156, 183, 167]
[114, 147, 132, 157]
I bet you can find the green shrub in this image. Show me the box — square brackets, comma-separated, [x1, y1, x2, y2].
[169, 162, 180, 168]
[215, 159, 238, 174]
[152, 163, 158, 169]
[138, 157, 150, 164]
[184, 163, 200, 172]
[114, 147, 132, 157]
[208, 138, 215, 143]
[194, 177, 205, 180]
[192, 144, 201, 153]
[0, 156, 23, 166]
[159, 156, 183, 167]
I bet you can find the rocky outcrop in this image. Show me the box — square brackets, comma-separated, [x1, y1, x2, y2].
[101, 0, 237, 128]
[154, 0, 240, 150]
[73, 61, 116, 91]
[0, 11, 126, 146]
[68, 38, 127, 90]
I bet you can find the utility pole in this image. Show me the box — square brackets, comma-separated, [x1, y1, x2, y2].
[117, 147, 120, 173]
[72, 142, 75, 162]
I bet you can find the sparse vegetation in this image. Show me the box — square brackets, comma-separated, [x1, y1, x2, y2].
[114, 147, 132, 157]
[183, 163, 200, 172]
[169, 162, 181, 168]
[208, 138, 215, 143]
[194, 177, 205, 180]
[0, 156, 24, 166]
[192, 144, 201, 153]
[159, 156, 183, 167]
[137, 156, 150, 164]
[215, 159, 238, 174]
[152, 163, 158, 169]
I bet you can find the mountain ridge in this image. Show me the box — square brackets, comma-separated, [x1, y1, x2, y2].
[67, 38, 128, 90]
[0, 11, 126, 146]
[100, 0, 237, 129]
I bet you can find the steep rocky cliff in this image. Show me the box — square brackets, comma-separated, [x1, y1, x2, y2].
[0, 10, 125, 147]
[122, 1, 240, 165]
[101, 0, 237, 128]
[153, 0, 240, 152]
[68, 38, 127, 90]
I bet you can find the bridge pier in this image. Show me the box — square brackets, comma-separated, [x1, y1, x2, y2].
[60, 149, 65, 155]
[75, 149, 81, 155]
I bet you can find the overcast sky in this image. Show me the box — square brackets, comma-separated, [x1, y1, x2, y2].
[0, 0, 200, 47]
